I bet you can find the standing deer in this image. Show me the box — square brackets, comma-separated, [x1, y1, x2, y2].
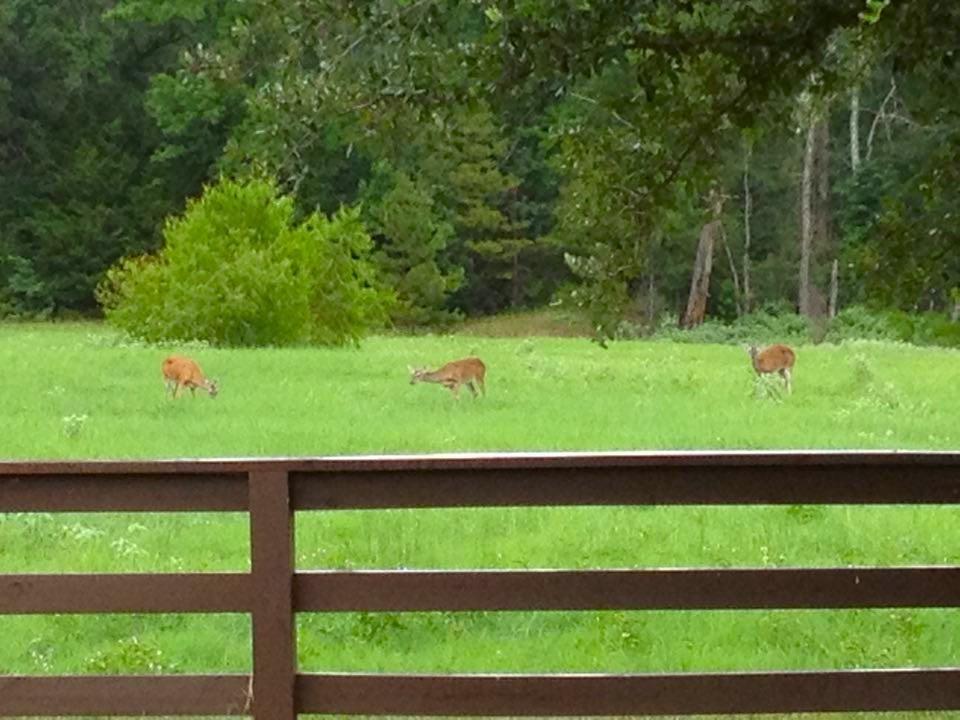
[162, 355, 219, 399]
[744, 344, 796, 393]
[409, 357, 486, 399]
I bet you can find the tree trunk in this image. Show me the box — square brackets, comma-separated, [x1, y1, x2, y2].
[680, 221, 719, 328]
[829, 258, 839, 319]
[850, 86, 861, 174]
[799, 121, 816, 317]
[646, 272, 656, 329]
[721, 226, 743, 318]
[952, 299, 960, 323]
[814, 119, 831, 255]
[867, 77, 897, 161]
[800, 112, 830, 319]
[681, 193, 725, 329]
[742, 141, 753, 313]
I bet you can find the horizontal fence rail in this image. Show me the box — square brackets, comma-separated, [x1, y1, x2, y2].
[1, 451, 959, 718]
[294, 567, 960, 611]
[296, 669, 960, 716]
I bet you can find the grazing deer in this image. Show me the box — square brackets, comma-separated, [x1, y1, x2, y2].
[409, 357, 486, 399]
[162, 355, 219, 399]
[744, 344, 796, 393]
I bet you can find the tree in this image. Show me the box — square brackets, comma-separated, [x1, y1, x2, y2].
[836, 56, 960, 312]
[0, 0, 232, 316]
[362, 164, 462, 325]
[98, 177, 392, 346]
[423, 104, 529, 315]
[8, 0, 960, 331]
[681, 192, 726, 328]
[741, 137, 754, 313]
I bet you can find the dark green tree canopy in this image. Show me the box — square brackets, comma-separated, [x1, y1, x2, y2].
[2, 0, 957, 339]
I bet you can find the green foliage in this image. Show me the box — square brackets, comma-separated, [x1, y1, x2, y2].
[4, 0, 960, 338]
[837, 99, 959, 313]
[420, 103, 532, 314]
[0, 0, 215, 315]
[825, 306, 960, 348]
[362, 164, 462, 325]
[98, 177, 391, 346]
[640, 305, 960, 349]
[825, 306, 904, 343]
[648, 310, 812, 346]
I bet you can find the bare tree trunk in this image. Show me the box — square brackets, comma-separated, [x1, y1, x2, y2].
[681, 192, 725, 329]
[867, 77, 897, 161]
[829, 258, 839, 319]
[952, 298, 960, 323]
[814, 118, 831, 258]
[799, 121, 816, 317]
[742, 141, 753, 313]
[850, 86, 861, 174]
[646, 272, 656, 329]
[721, 226, 743, 318]
[680, 221, 718, 328]
[799, 109, 831, 320]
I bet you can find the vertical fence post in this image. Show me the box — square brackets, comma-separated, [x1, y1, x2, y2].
[249, 470, 296, 720]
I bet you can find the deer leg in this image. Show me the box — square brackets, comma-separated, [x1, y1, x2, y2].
[780, 368, 792, 394]
[467, 381, 478, 398]
[447, 382, 460, 400]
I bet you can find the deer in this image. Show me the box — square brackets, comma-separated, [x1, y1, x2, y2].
[162, 355, 219, 399]
[409, 357, 486, 400]
[744, 343, 796, 393]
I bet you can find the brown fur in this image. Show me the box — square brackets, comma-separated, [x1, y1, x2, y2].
[409, 357, 486, 399]
[745, 343, 796, 393]
[162, 355, 218, 398]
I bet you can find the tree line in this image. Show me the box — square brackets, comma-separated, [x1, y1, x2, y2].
[1, 0, 957, 341]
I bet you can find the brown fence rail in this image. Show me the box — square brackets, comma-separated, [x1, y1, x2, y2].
[1, 451, 960, 718]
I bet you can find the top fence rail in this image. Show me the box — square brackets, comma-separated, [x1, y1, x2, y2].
[2, 451, 960, 512]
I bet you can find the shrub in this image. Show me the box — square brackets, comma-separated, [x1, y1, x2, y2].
[823, 305, 902, 344]
[912, 312, 960, 347]
[98, 177, 392, 346]
[825, 306, 960, 348]
[649, 310, 811, 346]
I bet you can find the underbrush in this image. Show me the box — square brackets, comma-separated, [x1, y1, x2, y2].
[612, 305, 960, 349]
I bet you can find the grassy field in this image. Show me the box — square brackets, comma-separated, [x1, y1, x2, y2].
[2, 321, 958, 457]
[1, 322, 959, 718]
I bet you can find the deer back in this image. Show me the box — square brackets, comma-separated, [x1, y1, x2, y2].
[752, 344, 796, 373]
[440, 357, 485, 382]
[162, 355, 205, 384]
[411, 357, 485, 384]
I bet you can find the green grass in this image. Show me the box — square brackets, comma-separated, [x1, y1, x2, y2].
[2, 321, 958, 457]
[1, 322, 959, 719]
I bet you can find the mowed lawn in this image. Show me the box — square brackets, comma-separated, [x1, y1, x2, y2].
[1, 322, 959, 720]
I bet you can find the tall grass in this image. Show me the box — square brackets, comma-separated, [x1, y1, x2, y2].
[1, 323, 958, 719]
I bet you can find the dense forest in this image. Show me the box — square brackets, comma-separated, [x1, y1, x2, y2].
[1, 0, 957, 342]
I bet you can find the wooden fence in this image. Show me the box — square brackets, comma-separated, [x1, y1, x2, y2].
[1, 451, 960, 717]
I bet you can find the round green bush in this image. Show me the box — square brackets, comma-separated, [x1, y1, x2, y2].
[97, 177, 392, 346]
